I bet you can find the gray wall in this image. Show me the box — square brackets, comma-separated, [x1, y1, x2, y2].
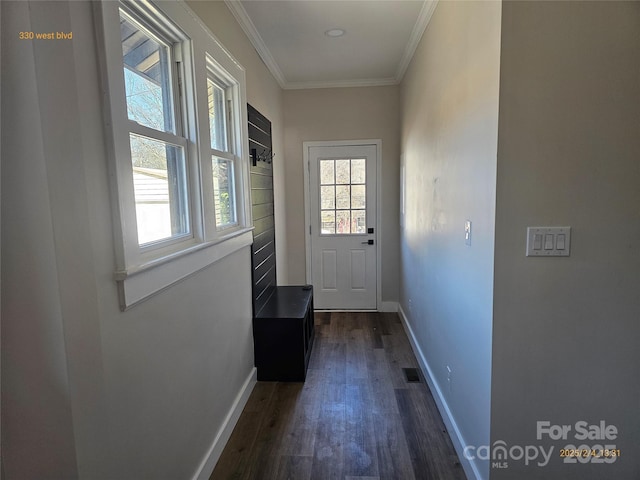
[399, 2, 502, 479]
[1, 1, 283, 478]
[283, 85, 401, 304]
[491, 1, 640, 479]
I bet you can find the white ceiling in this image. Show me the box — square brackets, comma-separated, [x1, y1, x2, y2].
[225, 0, 437, 89]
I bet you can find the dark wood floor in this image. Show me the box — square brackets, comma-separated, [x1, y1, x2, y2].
[210, 311, 467, 480]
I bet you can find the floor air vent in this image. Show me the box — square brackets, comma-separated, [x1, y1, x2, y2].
[403, 367, 421, 383]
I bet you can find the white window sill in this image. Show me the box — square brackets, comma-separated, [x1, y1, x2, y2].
[115, 228, 253, 310]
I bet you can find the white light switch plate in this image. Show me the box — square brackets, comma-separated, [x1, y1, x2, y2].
[526, 227, 571, 257]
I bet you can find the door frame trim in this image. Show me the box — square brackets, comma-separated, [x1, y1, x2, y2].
[303, 139, 382, 310]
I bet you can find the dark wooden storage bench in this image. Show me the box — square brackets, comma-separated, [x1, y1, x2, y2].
[252, 286, 314, 382]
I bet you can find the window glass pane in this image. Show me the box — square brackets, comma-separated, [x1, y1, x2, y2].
[335, 159, 350, 184]
[121, 12, 174, 133]
[207, 79, 228, 151]
[351, 159, 366, 184]
[351, 210, 366, 234]
[336, 185, 350, 209]
[320, 160, 334, 185]
[321, 186, 335, 209]
[320, 158, 367, 235]
[212, 157, 236, 228]
[321, 211, 335, 234]
[351, 184, 365, 209]
[130, 134, 189, 245]
[318, 158, 367, 236]
[336, 210, 351, 234]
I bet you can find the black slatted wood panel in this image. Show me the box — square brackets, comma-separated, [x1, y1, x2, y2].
[248, 104, 276, 315]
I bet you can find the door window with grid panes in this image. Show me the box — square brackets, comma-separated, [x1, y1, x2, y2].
[319, 158, 366, 234]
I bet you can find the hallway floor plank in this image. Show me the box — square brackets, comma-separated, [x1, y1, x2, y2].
[210, 312, 466, 480]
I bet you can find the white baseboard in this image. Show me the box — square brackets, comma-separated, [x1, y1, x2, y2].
[311, 302, 398, 313]
[193, 367, 257, 480]
[380, 301, 399, 312]
[397, 306, 484, 480]
[312, 302, 397, 313]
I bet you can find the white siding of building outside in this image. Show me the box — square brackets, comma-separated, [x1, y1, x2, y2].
[133, 167, 170, 244]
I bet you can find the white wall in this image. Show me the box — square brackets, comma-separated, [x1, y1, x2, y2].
[399, 2, 502, 479]
[1, 1, 284, 478]
[2, 3, 82, 475]
[283, 85, 401, 304]
[490, 2, 640, 478]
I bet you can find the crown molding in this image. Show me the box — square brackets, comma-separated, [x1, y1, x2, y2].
[395, 0, 438, 83]
[284, 77, 399, 91]
[224, 0, 287, 88]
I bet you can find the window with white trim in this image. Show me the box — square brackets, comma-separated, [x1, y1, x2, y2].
[207, 64, 238, 230]
[120, 7, 191, 247]
[97, 0, 252, 309]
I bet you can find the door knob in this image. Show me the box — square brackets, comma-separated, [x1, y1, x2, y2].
[361, 239, 374, 245]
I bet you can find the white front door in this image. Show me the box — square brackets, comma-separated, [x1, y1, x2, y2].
[306, 143, 378, 309]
